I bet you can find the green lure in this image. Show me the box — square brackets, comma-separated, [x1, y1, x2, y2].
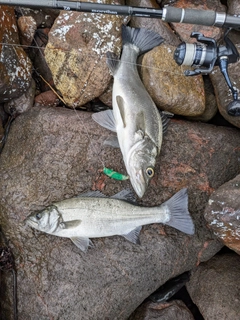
[103, 167, 129, 181]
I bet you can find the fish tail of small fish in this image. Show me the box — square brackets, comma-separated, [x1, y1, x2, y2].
[163, 188, 195, 235]
[121, 25, 164, 55]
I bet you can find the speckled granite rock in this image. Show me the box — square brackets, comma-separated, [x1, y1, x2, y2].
[45, 0, 127, 107]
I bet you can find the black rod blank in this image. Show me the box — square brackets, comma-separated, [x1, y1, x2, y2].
[0, 0, 240, 29]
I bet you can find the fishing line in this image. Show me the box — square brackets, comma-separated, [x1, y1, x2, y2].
[0, 42, 187, 76]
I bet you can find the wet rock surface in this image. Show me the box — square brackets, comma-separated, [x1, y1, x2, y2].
[186, 253, 240, 320]
[0, 6, 32, 103]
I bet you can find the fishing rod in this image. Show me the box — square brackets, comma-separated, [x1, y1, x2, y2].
[1, 0, 240, 29]
[1, 0, 240, 115]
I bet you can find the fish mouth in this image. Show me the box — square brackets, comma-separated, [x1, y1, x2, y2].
[24, 218, 38, 228]
[130, 172, 147, 198]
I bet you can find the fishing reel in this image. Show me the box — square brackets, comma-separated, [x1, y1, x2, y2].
[174, 30, 240, 116]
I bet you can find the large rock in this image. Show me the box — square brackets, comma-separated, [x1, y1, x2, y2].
[141, 44, 205, 116]
[186, 253, 240, 320]
[204, 174, 240, 255]
[45, 0, 127, 107]
[2, 106, 240, 318]
[0, 6, 32, 103]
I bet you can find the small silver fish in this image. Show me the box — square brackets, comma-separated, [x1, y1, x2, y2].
[92, 26, 165, 198]
[25, 188, 194, 252]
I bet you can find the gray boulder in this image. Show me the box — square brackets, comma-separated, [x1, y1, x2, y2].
[1, 106, 240, 319]
[187, 253, 240, 320]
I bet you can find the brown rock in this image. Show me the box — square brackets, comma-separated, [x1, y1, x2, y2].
[171, 0, 225, 43]
[17, 15, 37, 46]
[1, 107, 240, 318]
[0, 6, 32, 102]
[129, 300, 194, 320]
[4, 78, 36, 116]
[127, 0, 181, 47]
[98, 78, 113, 107]
[186, 253, 240, 320]
[141, 44, 205, 116]
[204, 174, 240, 255]
[210, 45, 240, 129]
[187, 76, 217, 122]
[15, 7, 60, 28]
[45, 0, 127, 107]
[34, 90, 60, 108]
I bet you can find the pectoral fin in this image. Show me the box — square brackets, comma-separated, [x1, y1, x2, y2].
[103, 135, 120, 148]
[60, 220, 82, 229]
[70, 237, 94, 252]
[92, 109, 116, 132]
[116, 95, 127, 128]
[122, 226, 142, 245]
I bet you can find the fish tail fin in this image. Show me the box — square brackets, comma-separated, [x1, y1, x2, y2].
[122, 25, 164, 55]
[163, 188, 195, 235]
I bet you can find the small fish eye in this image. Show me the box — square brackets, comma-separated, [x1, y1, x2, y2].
[146, 167, 154, 178]
[36, 213, 42, 220]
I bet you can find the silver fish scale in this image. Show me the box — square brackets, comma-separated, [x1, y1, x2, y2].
[53, 197, 169, 238]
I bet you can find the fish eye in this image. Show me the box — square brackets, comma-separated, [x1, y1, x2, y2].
[146, 167, 154, 178]
[36, 212, 42, 220]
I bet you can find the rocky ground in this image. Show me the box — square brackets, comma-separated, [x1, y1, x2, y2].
[0, 0, 240, 319]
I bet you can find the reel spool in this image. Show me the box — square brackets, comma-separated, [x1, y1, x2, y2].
[174, 31, 240, 116]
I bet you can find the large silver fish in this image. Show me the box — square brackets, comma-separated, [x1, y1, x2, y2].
[25, 188, 194, 252]
[92, 26, 165, 198]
